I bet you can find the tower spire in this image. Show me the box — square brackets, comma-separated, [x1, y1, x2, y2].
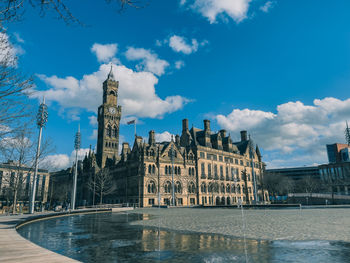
[107, 63, 115, 80]
[345, 121, 350, 146]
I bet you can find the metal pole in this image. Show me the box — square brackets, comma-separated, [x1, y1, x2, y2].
[171, 144, 175, 206]
[29, 127, 42, 214]
[30, 98, 48, 214]
[71, 125, 81, 210]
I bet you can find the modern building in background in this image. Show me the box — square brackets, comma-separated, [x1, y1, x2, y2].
[72, 69, 269, 207]
[0, 160, 50, 206]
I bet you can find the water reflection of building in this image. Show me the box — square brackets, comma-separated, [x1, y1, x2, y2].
[139, 228, 269, 253]
[58, 69, 269, 207]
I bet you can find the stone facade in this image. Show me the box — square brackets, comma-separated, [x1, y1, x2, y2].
[79, 71, 269, 207]
[0, 160, 50, 205]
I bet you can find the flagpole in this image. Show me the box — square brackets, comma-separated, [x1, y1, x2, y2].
[134, 120, 136, 137]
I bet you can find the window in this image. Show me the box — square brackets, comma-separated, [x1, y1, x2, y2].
[178, 167, 181, 175]
[200, 152, 205, 159]
[240, 160, 243, 165]
[219, 156, 223, 162]
[165, 166, 168, 175]
[214, 164, 218, 179]
[175, 182, 182, 193]
[107, 125, 112, 137]
[188, 182, 196, 193]
[235, 159, 238, 164]
[164, 181, 171, 193]
[207, 153, 211, 160]
[177, 198, 183, 205]
[201, 163, 205, 177]
[188, 167, 192, 176]
[213, 155, 217, 161]
[208, 164, 212, 178]
[192, 168, 195, 176]
[237, 185, 241, 194]
[226, 184, 230, 193]
[221, 183, 225, 193]
[148, 181, 156, 193]
[152, 165, 155, 174]
[201, 183, 207, 193]
[190, 198, 195, 205]
[148, 199, 155, 205]
[220, 166, 224, 180]
[148, 164, 152, 174]
[226, 167, 229, 181]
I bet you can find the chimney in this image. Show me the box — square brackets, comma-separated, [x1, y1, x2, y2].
[182, 119, 189, 131]
[240, 130, 247, 141]
[175, 134, 180, 146]
[148, 130, 155, 145]
[204, 119, 211, 132]
[219, 129, 226, 138]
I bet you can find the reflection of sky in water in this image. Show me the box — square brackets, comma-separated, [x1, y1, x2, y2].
[17, 212, 350, 263]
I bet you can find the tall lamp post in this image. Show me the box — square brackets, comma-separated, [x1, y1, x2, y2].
[71, 125, 81, 210]
[30, 98, 48, 214]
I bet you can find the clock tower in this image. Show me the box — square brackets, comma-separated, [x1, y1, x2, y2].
[96, 66, 122, 168]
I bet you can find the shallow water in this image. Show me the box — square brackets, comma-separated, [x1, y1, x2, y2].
[17, 211, 350, 263]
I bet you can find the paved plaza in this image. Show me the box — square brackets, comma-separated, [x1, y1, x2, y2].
[130, 207, 350, 242]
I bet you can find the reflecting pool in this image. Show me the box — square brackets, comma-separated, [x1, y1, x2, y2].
[17, 210, 350, 263]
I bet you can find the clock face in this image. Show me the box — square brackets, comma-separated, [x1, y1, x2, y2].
[109, 107, 116, 114]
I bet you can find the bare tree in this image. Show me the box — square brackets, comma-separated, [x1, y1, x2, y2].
[0, 0, 147, 25]
[0, 30, 33, 139]
[263, 172, 294, 201]
[0, 126, 52, 213]
[87, 167, 116, 205]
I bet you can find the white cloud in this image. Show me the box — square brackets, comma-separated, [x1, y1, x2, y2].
[155, 131, 173, 142]
[180, 0, 187, 5]
[260, 1, 275, 13]
[215, 97, 350, 168]
[0, 32, 22, 66]
[169, 35, 199, 54]
[91, 43, 118, 63]
[189, 0, 252, 24]
[88, 115, 97, 126]
[33, 63, 188, 119]
[42, 148, 91, 171]
[175, 60, 185, 69]
[89, 129, 98, 140]
[13, 32, 24, 43]
[125, 47, 169, 76]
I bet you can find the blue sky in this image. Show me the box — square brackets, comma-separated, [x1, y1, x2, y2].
[6, 0, 350, 170]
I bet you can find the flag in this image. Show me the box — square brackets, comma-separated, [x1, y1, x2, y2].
[127, 119, 136, 125]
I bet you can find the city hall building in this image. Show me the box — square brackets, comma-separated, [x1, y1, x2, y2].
[79, 68, 269, 207]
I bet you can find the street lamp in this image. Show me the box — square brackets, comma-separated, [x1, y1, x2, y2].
[71, 125, 81, 210]
[30, 98, 48, 214]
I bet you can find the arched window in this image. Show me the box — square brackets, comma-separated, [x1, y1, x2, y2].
[221, 183, 225, 193]
[178, 167, 181, 175]
[164, 181, 171, 193]
[107, 125, 112, 137]
[192, 168, 195, 176]
[152, 165, 155, 174]
[201, 183, 207, 193]
[214, 183, 219, 193]
[188, 182, 195, 194]
[175, 181, 182, 193]
[226, 184, 230, 193]
[226, 167, 229, 181]
[232, 184, 235, 193]
[237, 184, 241, 194]
[148, 164, 152, 174]
[174, 166, 177, 175]
[113, 126, 118, 138]
[148, 181, 156, 193]
[188, 167, 191, 176]
[188, 153, 194, 160]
